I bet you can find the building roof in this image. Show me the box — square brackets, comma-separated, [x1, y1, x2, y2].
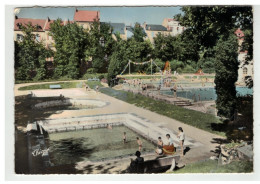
[74, 9, 99, 22]
[14, 18, 46, 31]
[145, 24, 167, 31]
[44, 19, 74, 31]
[103, 22, 125, 34]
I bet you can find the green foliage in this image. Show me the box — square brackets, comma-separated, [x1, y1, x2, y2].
[132, 22, 147, 42]
[49, 19, 88, 79]
[18, 81, 85, 91]
[86, 81, 104, 89]
[153, 30, 200, 64]
[107, 39, 129, 86]
[15, 23, 53, 81]
[87, 21, 116, 73]
[177, 6, 253, 48]
[181, 65, 196, 73]
[82, 73, 107, 80]
[214, 33, 239, 119]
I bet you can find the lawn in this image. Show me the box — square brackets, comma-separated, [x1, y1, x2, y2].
[18, 81, 85, 91]
[87, 81, 225, 137]
[168, 159, 253, 173]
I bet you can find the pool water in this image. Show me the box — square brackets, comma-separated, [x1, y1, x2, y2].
[161, 87, 253, 101]
[46, 126, 156, 166]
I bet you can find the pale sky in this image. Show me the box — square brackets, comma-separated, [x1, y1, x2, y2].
[16, 6, 183, 25]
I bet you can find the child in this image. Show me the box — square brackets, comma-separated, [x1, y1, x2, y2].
[177, 127, 185, 156]
[123, 132, 127, 144]
[136, 137, 142, 151]
[155, 137, 163, 155]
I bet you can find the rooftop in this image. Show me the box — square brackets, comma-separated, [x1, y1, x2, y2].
[103, 22, 125, 34]
[14, 18, 46, 31]
[74, 9, 99, 22]
[145, 24, 167, 31]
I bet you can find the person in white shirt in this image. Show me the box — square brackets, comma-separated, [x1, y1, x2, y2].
[177, 127, 185, 156]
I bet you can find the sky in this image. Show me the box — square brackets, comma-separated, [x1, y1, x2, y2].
[15, 6, 183, 25]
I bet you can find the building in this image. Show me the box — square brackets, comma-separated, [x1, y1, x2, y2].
[74, 9, 100, 30]
[14, 10, 100, 61]
[235, 28, 254, 86]
[103, 22, 127, 40]
[162, 18, 186, 36]
[143, 22, 170, 43]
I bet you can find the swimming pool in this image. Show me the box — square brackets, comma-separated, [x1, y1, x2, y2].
[46, 126, 156, 166]
[160, 87, 253, 101]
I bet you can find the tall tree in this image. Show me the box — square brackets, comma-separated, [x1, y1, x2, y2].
[49, 19, 88, 79]
[214, 33, 239, 119]
[176, 6, 253, 119]
[15, 23, 52, 80]
[87, 21, 116, 73]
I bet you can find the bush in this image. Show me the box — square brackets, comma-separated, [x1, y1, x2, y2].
[82, 73, 107, 80]
[86, 68, 98, 74]
[182, 65, 196, 73]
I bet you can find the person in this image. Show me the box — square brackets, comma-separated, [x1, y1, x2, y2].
[163, 134, 175, 155]
[173, 84, 177, 98]
[130, 151, 144, 173]
[177, 127, 185, 156]
[155, 137, 163, 155]
[136, 137, 142, 151]
[107, 124, 112, 130]
[123, 132, 127, 144]
[95, 85, 99, 93]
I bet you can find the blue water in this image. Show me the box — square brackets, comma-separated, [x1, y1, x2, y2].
[161, 87, 253, 101]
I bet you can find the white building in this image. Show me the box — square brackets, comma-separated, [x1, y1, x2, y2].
[235, 28, 254, 86]
[162, 18, 186, 36]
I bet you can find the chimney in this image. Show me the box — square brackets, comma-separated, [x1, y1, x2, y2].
[75, 8, 78, 12]
[143, 22, 147, 29]
[15, 15, 18, 19]
[47, 16, 50, 22]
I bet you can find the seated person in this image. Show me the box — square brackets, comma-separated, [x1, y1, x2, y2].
[155, 137, 164, 155]
[129, 151, 144, 173]
[163, 134, 175, 155]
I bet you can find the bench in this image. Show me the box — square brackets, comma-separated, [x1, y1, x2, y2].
[129, 155, 181, 173]
[49, 84, 62, 89]
[87, 78, 100, 81]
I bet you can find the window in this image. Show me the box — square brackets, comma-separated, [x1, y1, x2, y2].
[35, 34, 40, 42]
[16, 34, 23, 41]
[243, 67, 248, 75]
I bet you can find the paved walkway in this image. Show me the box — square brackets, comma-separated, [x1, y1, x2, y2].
[15, 81, 225, 173]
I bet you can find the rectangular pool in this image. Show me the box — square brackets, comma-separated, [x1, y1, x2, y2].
[46, 126, 156, 166]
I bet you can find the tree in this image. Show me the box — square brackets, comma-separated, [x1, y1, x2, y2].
[49, 19, 88, 79]
[177, 6, 253, 119]
[107, 39, 129, 86]
[132, 23, 147, 42]
[15, 23, 53, 81]
[214, 33, 239, 119]
[87, 21, 116, 73]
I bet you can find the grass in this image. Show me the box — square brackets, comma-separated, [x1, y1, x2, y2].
[18, 81, 85, 91]
[87, 81, 225, 137]
[86, 81, 104, 89]
[168, 159, 253, 173]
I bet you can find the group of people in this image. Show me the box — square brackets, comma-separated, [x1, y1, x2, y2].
[125, 126, 185, 158]
[123, 132, 143, 152]
[128, 127, 185, 173]
[155, 127, 185, 156]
